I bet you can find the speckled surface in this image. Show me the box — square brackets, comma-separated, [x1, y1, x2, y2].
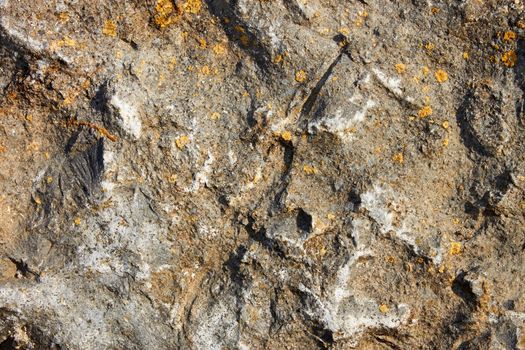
[0, 0, 525, 349]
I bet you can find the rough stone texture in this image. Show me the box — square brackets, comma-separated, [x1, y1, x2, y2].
[0, 0, 525, 349]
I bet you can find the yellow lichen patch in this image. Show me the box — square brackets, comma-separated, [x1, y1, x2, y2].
[434, 69, 448, 83]
[379, 304, 389, 313]
[442, 138, 449, 147]
[421, 66, 430, 75]
[295, 70, 307, 83]
[176, 135, 190, 149]
[395, 63, 406, 74]
[46, 176, 53, 184]
[183, 0, 202, 14]
[418, 105, 433, 118]
[57, 12, 69, 22]
[200, 65, 210, 75]
[154, 0, 180, 28]
[34, 196, 42, 205]
[303, 164, 317, 175]
[501, 51, 517, 68]
[102, 20, 117, 37]
[449, 241, 462, 255]
[197, 37, 207, 49]
[425, 42, 435, 51]
[210, 112, 221, 120]
[25, 114, 33, 122]
[280, 131, 292, 141]
[462, 52, 470, 60]
[442, 121, 450, 129]
[338, 27, 350, 36]
[168, 174, 177, 184]
[212, 43, 226, 56]
[392, 152, 404, 164]
[273, 54, 283, 64]
[168, 57, 177, 71]
[503, 31, 516, 41]
[74, 217, 81, 226]
[431, 7, 440, 14]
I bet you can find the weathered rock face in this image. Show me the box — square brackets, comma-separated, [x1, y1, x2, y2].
[0, 0, 525, 349]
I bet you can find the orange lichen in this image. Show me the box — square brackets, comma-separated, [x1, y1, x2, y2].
[212, 43, 226, 56]
[102, 20, 117, 37]
[442, 121, 450, 129]
[200, 65, 210, 75]
[395, 63, 406, 74]
[168, 57, 177, 71]
[183, 0, 202, 14]
[431, 7, 440, 14]
[154, 0, 180, 28]
[442, 138, 449, 147]
[57, 12, 69, 22]
[303, 164, 317, 175]
[379, 304, 389, 313]
[280, 131, 292, 141]
[338, 27, 350, 36]
[421, 66, 430, 75]
[295, 70, 307, 83]
[197, 37, 207, 49]
[46, 176, 53, 184]
[34, 196, 42, 205]
[462, 52, 470, 60]
[210, 112, 221, 120]
[434, 69, 448, 83]
[449, 241, 462, 255]
[168, 174, 177, 184]
[74, 217, 81, 225]
[176, 135, 190, 149]
[501, 50, 517, 67]
[425, 42, 435, 51]
[392, 153, 404, 164]
[273, 54, 283, 64]
[418, 105, 433, 118]
[503, 31, 516, 41]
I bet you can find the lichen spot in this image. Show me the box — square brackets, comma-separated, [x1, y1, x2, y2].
[183, 0, 202, 14]
[295, 70, 307, 83]
[501, 51, 517, 68]
[418, 105, 433, 118]
[379, 304, 389, 313]
[281, 131, 292, 141]
[434, 69, 448, 83]
[176, 135, 190, 150]
[102, 20, 117, 37]
[449, 241, 462, 255]
[154, 0, 179, 28]
[303, 164, 317, 175]
[395, 63, 406, 74]
[392, 153, 404, 164]
[503, 31, 516, 41]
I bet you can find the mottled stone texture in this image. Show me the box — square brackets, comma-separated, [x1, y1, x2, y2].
[0, 0, 525, 349]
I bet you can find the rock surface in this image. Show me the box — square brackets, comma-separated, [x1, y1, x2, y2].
[0, 0, 525, 349]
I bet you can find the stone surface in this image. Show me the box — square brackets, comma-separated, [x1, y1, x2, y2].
[0, 0, 525, 349]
